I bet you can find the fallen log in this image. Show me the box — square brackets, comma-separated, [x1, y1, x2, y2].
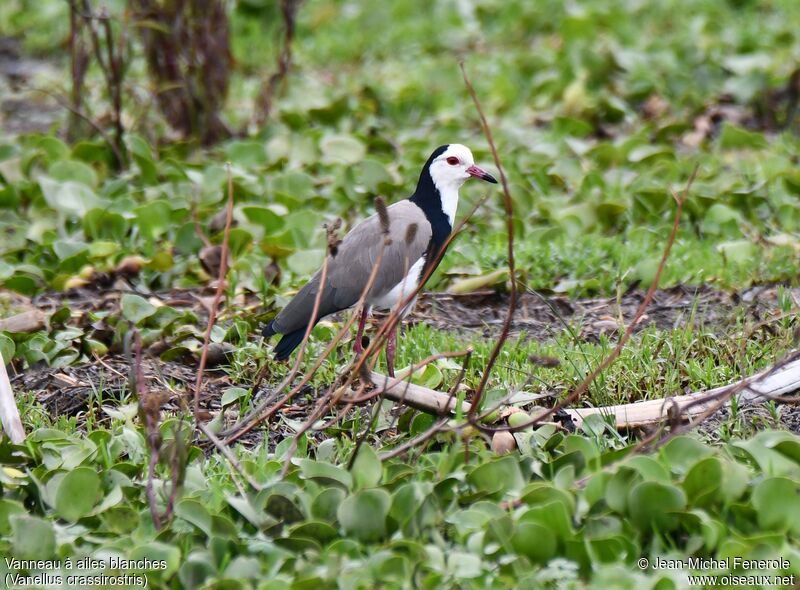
[0, 310, 47, 333]
[369, 355, 800, 430]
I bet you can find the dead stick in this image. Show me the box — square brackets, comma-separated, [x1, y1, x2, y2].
[0, 351, 25, 443]
[193, 163, 235, 422]
[459, 61, 518, 419]
[481, 165, 698, 434]
[369, 353, 800, 430]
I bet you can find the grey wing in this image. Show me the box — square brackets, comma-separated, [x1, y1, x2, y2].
[271, 201, 432, 335]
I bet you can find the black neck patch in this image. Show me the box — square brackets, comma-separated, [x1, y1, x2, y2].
[409, 145, 454, 284]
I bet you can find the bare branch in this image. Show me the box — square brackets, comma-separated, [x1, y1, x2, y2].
[193, 163, 235, 421]
[459, 62, 517, 419]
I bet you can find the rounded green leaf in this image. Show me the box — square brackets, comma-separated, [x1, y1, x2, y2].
[55, 466, 101, 521]
[11, 514, 56, 559]
[337, 489, 390, 542]
[752, 477, 800, 533]
[351, 444, 382, 490]
[320, 134, 366, 165]
[682, 456, 723, 507]
[121, 293, 157, 325]
[511, 521, 557, 563]
[628, 481, 687, 531]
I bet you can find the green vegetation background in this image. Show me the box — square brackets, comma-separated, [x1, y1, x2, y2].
[0, 0, 799, 588]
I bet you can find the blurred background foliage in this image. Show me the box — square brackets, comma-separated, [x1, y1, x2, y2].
[0, 0, 798, 308]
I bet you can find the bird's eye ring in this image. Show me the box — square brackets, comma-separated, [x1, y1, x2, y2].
[446, 156, 459, 166]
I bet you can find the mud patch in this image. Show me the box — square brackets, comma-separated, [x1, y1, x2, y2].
[412, 283, 798, 343]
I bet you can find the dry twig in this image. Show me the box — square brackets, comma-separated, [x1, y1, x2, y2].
[192, 164, 235, 422]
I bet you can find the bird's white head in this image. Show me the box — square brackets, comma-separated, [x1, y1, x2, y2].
[422, 143, 497, 226]
[428, 144, 497, 193]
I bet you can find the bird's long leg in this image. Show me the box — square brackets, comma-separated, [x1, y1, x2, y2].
[353, 306, 369, 355]
[386, 324, 397, 377]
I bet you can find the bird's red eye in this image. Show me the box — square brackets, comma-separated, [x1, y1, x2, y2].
[446, 157, 459, 166]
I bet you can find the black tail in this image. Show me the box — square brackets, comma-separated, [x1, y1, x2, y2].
[262, 320, 277, 338]
[273, 329, 306, 360]
[263, 318, 319, 360]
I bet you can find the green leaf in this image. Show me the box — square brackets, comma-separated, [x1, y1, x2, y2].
[242, 205, 286, 234]
[337, 489, 391, 542]
[55, 466, 101, 521]
[717, 240, 757, 264]
[10, 514, 56, 559]
[659, 436, 713, 474]
[130, 541, 181, 578]
[221, 387, 249, 408]
[175, 498, 213, 536]
[751, 477, 800, 533]
[320, 134, 366, 165]
[127, 134, 158, 184]
[351, 444, 381, 489]
[467, 455, 525, 497]
[0, 333, 15, 362]
[121, 294, 157, 324]
[682, 456, 723, 507]
[134, 200, 173, 239]
[511, 521, 557, 563]
[0, 499, 25, 535]
[628, 481, 686, 531]
[224, 140, 268, 167]
[718, 123, 768, 150]
[298, 458, 352, 489]
[286, 248, 324, 276]
[83, 208, 128, 241]
[48, 159, 98, 187]
[39, 176, 103, 216]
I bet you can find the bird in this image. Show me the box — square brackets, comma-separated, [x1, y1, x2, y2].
[262, 144, 497, 376]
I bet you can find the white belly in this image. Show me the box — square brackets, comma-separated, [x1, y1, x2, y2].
[368, 257, 425, 315]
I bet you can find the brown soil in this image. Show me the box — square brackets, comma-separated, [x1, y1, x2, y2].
[6, 281, 800, 441]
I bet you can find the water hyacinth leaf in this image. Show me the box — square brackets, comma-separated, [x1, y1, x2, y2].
[286, 248, 325, 276]
[11, 514, 56, 559]
[467, 456, 525, 496]
[121, 294, 157, 324]
[682, 456, 723, 507]
[320, 134, 366, 165]
[39, 176, 103, 216]
[0, 333, 14, 361]
[511, 521, 557, 563]
[716, 240, 757, 264]
[272, 171, 316, 200]
[83, 208, 128, 241]
[718, 123, 769, 150]
[242, 205, 285, 234]
[628, 481, 687, 531]
[659, 437, 714, 474]
[48, 159, 98, 187]
[134, 200, 173, 239]
[176, 498, 214, 536]
[224, 140, 269, 167]
[130, 541, 182, 578]
[751, 477, 800, 533]
[298, 458, 352, 489]
[351, 444, 382, 490]
[55, 467, 101, 521]
[311, 487, 346, 523]
[337, 489, 391, 542]
[127, 134, 158, 184]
